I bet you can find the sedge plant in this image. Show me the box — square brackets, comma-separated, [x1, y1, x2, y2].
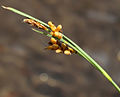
[2, 6, 120, 93]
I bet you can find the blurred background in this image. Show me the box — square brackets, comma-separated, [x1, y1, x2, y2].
[0, 0, 120, 97]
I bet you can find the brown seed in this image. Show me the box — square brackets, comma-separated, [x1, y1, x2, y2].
[56, 41, 61, 46]
[61, 43, 67, 50]
[64, 50, 71, 55]
[52, 44, 59, 50]
[68, 47, 75, 53]
[50, 38, 57, 44]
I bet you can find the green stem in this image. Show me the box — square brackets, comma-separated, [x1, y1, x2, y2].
[62, 36, 120, 92]
[32, 28, 51, 37]
[1, 6, 50, 28]
[2, 5, 120, 93]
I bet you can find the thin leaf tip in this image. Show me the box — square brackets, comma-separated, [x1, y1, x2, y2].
[1, 5, 9, 9]
[1, 5, 6, 8]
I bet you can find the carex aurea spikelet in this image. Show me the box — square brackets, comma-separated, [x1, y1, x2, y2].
[23, 19, 76, 55]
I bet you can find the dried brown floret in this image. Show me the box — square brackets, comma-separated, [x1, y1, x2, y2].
[23, 19, 47, 30]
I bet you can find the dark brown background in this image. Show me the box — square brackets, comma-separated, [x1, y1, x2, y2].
[0, 0, 120, 97]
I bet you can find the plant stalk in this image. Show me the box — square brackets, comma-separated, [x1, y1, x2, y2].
[2, 6, 120, 93]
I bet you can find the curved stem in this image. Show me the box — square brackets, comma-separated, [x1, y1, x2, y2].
[2, 5, 120, 93]
[62, 36, 120, 92]
[1, 6, 50, 28]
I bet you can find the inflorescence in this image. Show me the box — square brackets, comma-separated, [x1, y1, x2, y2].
[24, 19, 76, 55]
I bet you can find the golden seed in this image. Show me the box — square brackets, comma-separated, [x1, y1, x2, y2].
[54, 32, 59, 37]
[51, 27, 56, 31]
[64, 50, 71, 55]
[50, 38, 57, 44]
[57, 33, 62, 39]
[48, 21, 56, 31]
[46, 45, 53, 50]
[55, 25, 62, 32]
[50, 32, 54, 36]
[48, 21, 53, 27]
[56, 49, 62, 53]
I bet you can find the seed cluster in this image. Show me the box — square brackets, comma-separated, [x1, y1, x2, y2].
[46, 40, 76, 55]
[23, 19, 76, 55]
[46, 21, 76, 55]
